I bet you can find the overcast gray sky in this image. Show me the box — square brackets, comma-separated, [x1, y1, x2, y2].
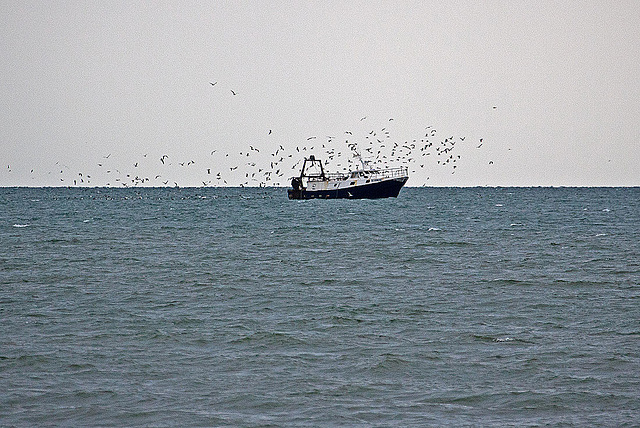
[1, 1, 639, 187]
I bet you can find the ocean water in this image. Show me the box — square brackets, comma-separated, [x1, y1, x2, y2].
[1, 187, 639, 427]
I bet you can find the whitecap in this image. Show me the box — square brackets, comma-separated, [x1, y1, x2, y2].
[495, 204, 503, 207]
[602, 208, 610, 212]
[510, 223, 524, 227]
[13, 224, 30, 228]
[428, 227, 441, 231]
[595, 233, 607, 237]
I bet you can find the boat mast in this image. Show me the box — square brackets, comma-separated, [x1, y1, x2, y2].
[315, 155, 326, 180]
[353, 153, 370, 172]
[300, 155, 325, 180]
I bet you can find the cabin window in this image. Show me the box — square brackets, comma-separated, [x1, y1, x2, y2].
[350, 181, 356, 185]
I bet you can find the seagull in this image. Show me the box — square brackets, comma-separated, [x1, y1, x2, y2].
[230, 90, 237, 95]
[210, 81, 217, 86]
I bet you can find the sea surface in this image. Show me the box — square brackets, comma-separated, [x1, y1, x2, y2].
[1, 187, 639, 427]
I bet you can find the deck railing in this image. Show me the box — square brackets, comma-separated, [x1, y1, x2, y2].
[312, 166, 408, 182]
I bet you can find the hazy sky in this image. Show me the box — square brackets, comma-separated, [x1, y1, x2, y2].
[1, 1, 639, 187]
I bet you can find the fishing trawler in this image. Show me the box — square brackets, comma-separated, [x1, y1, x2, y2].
[288, 155, 408, 199]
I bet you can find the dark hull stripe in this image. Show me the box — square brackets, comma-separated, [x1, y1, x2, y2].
[288, 177, 408, 200]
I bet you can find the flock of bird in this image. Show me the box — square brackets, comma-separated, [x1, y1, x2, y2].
[4, 82, 492, 187]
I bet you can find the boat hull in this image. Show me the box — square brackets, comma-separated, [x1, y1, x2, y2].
[288, 176, 408, 200]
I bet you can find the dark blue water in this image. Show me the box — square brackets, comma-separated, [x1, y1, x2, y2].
[1, 187, 639, 426]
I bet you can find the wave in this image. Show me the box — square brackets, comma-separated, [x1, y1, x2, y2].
[472, 334, 532, 344]
[369, 353, 411, 372]
[488, 278, 533, 286]
[229, 331, 307, 347]
[1, 354, 53, 366]
[327, 315, 364, 326]
[614, 330, 640, 336]
[432, 241, 473, 247]
[66, 362, 97, 373]
[552, 279, 607, 287]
